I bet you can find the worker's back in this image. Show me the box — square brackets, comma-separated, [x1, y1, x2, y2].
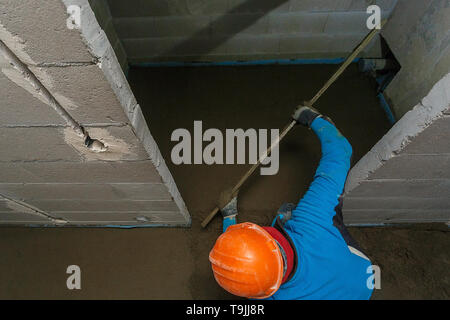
[268, 117, 374, 300]
[267, 215, 374, 300]
[213, 117, 376, 300]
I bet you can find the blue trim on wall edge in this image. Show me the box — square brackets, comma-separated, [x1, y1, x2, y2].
[377, 92, 396, 125]
[129, 58, 361, 68]
[22, 222, 191, 229]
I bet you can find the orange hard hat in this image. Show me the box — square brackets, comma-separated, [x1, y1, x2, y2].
[209, 222, 284, 299]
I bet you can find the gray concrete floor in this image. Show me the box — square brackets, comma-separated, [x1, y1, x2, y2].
[0, 64, 448, 299]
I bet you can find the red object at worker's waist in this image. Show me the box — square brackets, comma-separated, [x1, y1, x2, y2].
[262, 226, 294, 283]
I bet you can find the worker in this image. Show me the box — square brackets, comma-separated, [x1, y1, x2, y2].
[209, 106, 374, 300]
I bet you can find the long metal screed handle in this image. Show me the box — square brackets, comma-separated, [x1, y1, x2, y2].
[201, 21, 386, 228]
[201, 121, 296, 228]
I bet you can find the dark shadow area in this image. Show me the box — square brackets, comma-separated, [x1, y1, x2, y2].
[358, 35, 401, 123]
[159, 0, 289, 60]
[107, 0, 289, 62]
[129, 63, 392, 220]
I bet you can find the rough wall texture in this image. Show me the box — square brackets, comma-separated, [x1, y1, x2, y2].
[88, 0, 128, 73]
[105, 0, 398, 63]
[344, 73, 450, 224]
[342, 0, 450, 224]
[0, 0, 189, 226]
[382, 0, 450, 118]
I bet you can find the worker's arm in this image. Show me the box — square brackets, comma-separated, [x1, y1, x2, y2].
[290, 107, 352, 228]
[223, 215, 237, 233]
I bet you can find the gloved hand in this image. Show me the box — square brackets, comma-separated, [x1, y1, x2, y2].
[292, 105, 337, 128]
[276, 202, 296, 224]
[217, 188, 238, 218]
[291, 105, 322, 127]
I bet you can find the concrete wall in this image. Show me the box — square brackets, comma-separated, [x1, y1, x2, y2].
[105, 0, 398, 63]
[344, 73, 450, 224]
[382, 0, 449, 118]
[0, 0, 189, 226]
[342, 0, 450, 225]
[88, 0, 128, 73]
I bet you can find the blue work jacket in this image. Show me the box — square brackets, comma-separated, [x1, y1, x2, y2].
[223, 117, 374, 300]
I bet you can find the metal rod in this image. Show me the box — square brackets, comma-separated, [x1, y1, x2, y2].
[0, 40, 85, 137]
[201, 24, 387, 228]
[201, 121, 295, 228]
[306, 22, 385, 106]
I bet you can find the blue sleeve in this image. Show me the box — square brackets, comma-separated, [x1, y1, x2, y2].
[290, 117, 352, 229]
[223, 216, 237, 233]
